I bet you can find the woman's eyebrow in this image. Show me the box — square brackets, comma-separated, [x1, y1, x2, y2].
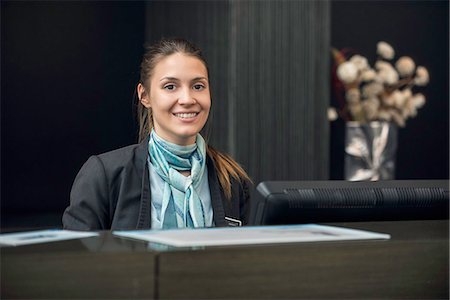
[191, 77, 208, 82]
[159, 77, 180, 82]
[159, 76, 208, 82]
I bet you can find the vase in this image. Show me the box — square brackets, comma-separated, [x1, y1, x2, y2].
[344, 121, 398, 181]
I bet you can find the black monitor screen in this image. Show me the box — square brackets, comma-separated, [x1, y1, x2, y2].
[249, 180, 449, 226]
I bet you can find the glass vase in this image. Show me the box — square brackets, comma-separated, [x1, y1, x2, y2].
[344, 121, 398, 181]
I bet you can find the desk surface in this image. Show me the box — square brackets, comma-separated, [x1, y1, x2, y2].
[2, 220, 449, 299]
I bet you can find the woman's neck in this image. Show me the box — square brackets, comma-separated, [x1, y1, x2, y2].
[179, 170, 191, 177]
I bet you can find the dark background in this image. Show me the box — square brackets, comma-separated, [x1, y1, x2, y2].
[330, 1, 449, 180]
[1, 1, 448, 230]
[1, 2, 145, 228]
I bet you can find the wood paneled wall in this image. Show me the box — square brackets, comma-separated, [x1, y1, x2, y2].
[145, 0, 330, 183]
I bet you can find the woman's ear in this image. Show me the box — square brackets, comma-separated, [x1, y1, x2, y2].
[137, 83, 151, 108]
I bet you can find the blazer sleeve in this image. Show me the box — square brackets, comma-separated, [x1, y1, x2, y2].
[239, 179, 252, 225]
[62, 156, 110, 230]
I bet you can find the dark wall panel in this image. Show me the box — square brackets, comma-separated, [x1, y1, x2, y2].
[232, 1, 330, 183]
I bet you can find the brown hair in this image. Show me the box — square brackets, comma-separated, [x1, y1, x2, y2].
[137, 38, 251, 198]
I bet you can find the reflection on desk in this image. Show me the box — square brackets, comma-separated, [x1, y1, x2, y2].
[2, 220, 448, 299]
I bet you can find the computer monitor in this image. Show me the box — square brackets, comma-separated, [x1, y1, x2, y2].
[249, 180, 449, 225]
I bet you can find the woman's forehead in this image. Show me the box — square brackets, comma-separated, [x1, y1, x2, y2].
[152, 53, 208, 80]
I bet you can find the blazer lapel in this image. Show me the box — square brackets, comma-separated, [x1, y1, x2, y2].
[207, 156, 227, 227]
[136, 136, 152, 229]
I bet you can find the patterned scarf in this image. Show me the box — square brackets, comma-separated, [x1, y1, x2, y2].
[148, 130, 206, 229]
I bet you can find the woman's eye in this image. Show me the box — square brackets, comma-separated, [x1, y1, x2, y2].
[164, 84, 176, 91]
[193, 84, 205, 91]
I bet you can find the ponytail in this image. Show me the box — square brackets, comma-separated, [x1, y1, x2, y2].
[206, 146, 252, 199]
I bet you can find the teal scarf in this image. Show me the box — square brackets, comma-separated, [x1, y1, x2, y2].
[148, 130, 207, 229]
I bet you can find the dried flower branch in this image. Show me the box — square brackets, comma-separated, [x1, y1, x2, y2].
[331, 41, 429, 127]
[377, 41, 395, 60]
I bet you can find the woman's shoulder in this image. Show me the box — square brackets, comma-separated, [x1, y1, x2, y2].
[87, 141, 148, 171]
[97, 143, 143, 159]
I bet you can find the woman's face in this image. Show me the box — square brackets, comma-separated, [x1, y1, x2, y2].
[139, 53, 211, 145]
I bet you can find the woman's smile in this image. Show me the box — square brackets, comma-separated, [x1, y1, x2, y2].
[173, 112, 199, 120]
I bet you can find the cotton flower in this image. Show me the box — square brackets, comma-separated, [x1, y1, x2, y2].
[375, 60, 393, 71]
[374, 61, 399, 84]
[362, 97, 380, 120]
[390, 90, 407, 109]
[348, 102, 363, 120]
[378, 68, 399, 85]
[350, 55, 369, 71]
[337, 61, 359, 84]
[403, 98, 418, 118]
[402, 94, 425, 119]
[412, 93, 426, 108]
[328, 107, 338, 121]
[395, 56, 416, 77]
[401, 88, 412, 100]
[414, 66, 430, 86]
[377, 41, 395, 60]
[397, 89, 413, 113]
[362, 82, 383, 98]
[346, 88, 360, 104]
[332, 42, 429, 124]
[382, 92, 397, 107]
[378, 109, 392, 121]
[361, 69, 377, 82]
[390, 110, 406, 127]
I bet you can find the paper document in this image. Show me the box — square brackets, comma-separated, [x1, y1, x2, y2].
[113, 224, 390, 247]
[0, 230, 99, 246]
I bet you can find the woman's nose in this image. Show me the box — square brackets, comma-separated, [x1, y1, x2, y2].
[178, 87, 196, 105]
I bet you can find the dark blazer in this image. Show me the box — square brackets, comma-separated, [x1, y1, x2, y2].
[62, 138, 250, 230]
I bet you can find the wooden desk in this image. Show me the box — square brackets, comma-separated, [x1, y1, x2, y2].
[2, 220, 448, 299]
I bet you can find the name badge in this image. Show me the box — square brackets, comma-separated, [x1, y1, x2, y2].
[225, 216, 242, 227]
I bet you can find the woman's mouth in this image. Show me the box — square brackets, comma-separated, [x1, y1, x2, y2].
[173, 112, 199, 119]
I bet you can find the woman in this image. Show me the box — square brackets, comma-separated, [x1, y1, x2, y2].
[63, 38, 251, 230]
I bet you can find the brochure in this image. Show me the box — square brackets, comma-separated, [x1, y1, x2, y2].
[0, 230, 99, 246]
[113, 224, 390, 247]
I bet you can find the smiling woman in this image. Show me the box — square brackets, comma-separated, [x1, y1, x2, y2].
[62, 38, 251, 230]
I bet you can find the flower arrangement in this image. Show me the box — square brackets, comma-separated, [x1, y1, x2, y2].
[330, 41, 429, 127]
